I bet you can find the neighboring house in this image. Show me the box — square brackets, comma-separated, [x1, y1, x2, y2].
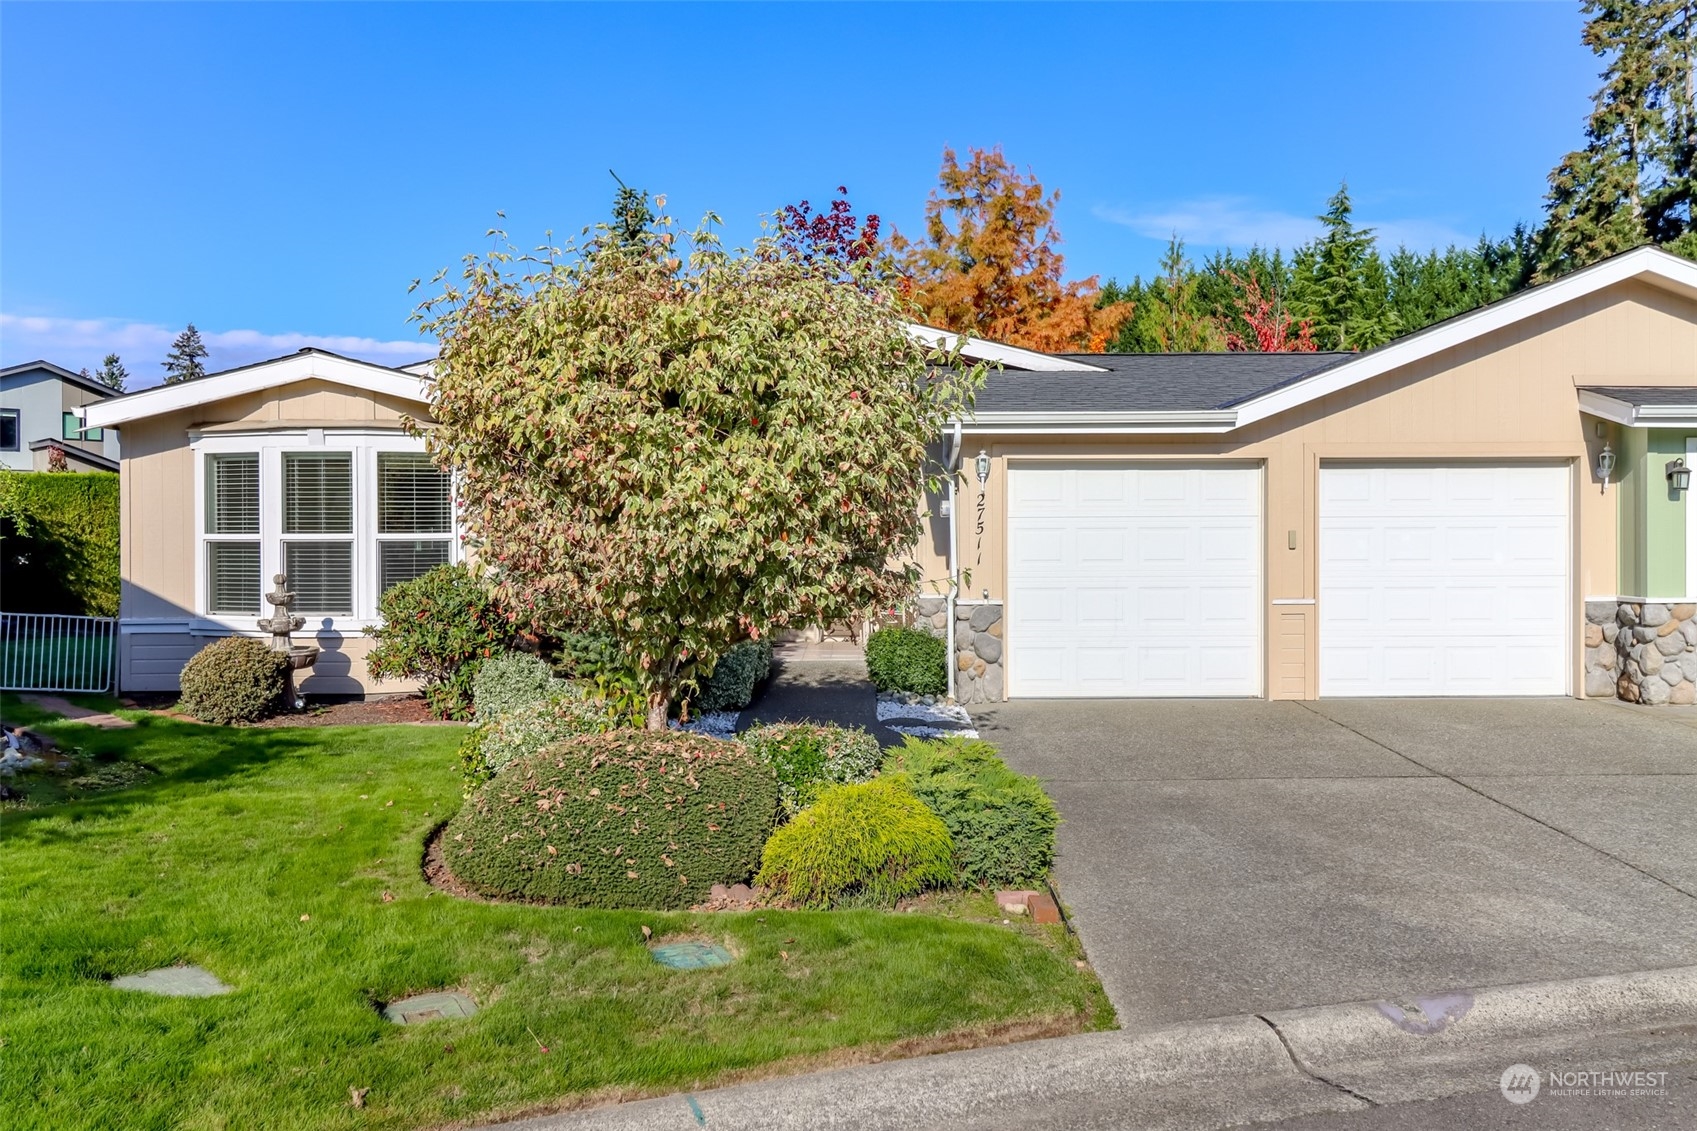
[0, 361, 121, 472]
[83, 247, 1697, 706]
[915, 245, 1697, 706]
[81, 349, 444, 695]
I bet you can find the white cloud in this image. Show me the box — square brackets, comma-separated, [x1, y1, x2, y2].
[1092, 197, 1474, 255]
[0, 313, 433, 389]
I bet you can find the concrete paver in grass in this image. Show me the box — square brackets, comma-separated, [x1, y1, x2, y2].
[381, 991, 478, 1024]
[18, 694, 133, 729]
[110, 965, 232, 996]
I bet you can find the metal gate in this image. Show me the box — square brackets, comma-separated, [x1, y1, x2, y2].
[0, 613, 118, 694]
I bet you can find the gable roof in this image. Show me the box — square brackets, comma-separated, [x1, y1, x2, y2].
[0, 359, 120, 399]
[82, 348, 432, 429]
[958, 245, 1697, 433]
[27, 437, 119, 472]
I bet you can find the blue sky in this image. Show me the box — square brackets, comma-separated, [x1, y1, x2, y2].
[2, 2, 1592, 385]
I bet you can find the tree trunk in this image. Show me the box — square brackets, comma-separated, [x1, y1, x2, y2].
[644, 692, 669, 731]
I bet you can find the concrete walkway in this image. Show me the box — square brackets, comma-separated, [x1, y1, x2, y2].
[974, 697, 1697, 1030]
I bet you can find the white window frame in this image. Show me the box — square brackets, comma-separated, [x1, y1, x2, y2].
[191, 429, 458, 634]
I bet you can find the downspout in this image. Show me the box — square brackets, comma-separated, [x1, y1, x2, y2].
[945, 421, 962, 703]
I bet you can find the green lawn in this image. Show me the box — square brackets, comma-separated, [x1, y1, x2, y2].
[0, 697, 1110, 1130]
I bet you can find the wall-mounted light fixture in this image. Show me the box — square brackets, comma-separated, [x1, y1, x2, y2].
[1667, 457, 1692, 494]
[974, 450, 991, 489]
[1596, 441, 1616, 492]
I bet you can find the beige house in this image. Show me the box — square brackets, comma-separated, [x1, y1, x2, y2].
[916, 246, 1697, 706]
[84, 247, 1697, 705]
[83, 350, 444, 695]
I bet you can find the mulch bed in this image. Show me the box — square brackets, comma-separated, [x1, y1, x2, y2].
[251, 696, 458, 727]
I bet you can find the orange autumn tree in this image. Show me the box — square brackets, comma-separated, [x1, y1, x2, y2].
[894, 146, 1131, 352]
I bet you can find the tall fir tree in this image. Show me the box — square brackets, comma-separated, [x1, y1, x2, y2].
[162, 324, 209, 385]
[94, 353, 128, 393]
[1291, 184, 1399, 351]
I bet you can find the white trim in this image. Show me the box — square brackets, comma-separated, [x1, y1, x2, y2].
[1270, 598, 1316, 605]
[959, 410, 1239, 434]
[82, 352, 431, 429]
[1578, 388, 1697, 429]
[1592, 595, 1697, 603]
[118, 618, 194, 634]
[903, 323, 1107, 373]
[1234, 247, 1697, 430]
[1688, 438, 1696, 601]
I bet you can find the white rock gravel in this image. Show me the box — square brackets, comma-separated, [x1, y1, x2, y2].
[674, 710, 740, 739]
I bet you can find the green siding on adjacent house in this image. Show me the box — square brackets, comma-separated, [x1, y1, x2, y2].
[1619, 428, 1694, 598]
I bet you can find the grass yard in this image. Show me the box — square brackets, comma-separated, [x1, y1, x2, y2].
[0, 695, 1110, 1131]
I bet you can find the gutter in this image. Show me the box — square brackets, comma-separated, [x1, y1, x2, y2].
[955, 409, 1240, 434]
[944, 421, 962, 703]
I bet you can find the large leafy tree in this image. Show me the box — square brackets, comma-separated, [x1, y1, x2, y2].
[162, 324, 209, 384]
[414, 204, 983, 729]
[894, 146, 1131, 352]
[1538, 0, 1697, 278]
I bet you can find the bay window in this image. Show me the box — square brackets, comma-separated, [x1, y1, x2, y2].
[194, 432, 454, 626]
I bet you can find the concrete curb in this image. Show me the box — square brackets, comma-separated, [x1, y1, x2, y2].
[498, 966, 1697, 1131]
[1266, 964, 1697, 1105]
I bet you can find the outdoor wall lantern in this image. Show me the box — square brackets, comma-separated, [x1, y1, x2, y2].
[975, 450, 991, 489]
[1595, 441, 1615, 491]
[1667, 457, 1692, 494]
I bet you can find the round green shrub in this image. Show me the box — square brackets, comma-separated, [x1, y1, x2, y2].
[364, 563, 511, 720]
[739, 722, 881, 816]
[755, 776, 954, 908]
[473, 651, 565, 722]
[694, 639, 773, 712]
[864, 625, 947, 695]
[178, 636, 289, 725]
[444, 729, 780, 909]
[881, 737, 1058, 887]
[474, 688, 611, 777]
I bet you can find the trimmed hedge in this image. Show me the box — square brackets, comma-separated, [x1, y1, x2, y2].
[695, 639, 773, 712]
[0, 470, 119, 617]
[463, 688, 612, 786]
[864, 626, 947, 695]
[756, 775, 955, 908]
[739, 722, 881, 816]
[178, 637, 289, 725]
[881, 737, 1058, 887]
[473, 651, 566, 722]
[444, 729, 780, 909]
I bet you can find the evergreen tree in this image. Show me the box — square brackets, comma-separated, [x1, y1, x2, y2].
[608, 170, 654, 249]
[1101, 237, 1224, 351]
[1291, 184, 1399, 351]
[162, 324, 209, 384]
[94, 353, 128, 393]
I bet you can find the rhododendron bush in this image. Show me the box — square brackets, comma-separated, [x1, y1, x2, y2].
[412, 201, 982, 727]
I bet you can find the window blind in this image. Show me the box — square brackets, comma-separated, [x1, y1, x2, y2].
[284, 542, 354, 615]
[379, 539, 452, 592]
[207, 453, 259, 534]
[283, 452, 353, 534]
[378, 453, 450, 534]
[208, 542, 261, 615]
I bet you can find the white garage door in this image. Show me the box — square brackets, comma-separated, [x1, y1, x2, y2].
[1319, 463, 1570, 697]
[1006, 464, 1263, 697]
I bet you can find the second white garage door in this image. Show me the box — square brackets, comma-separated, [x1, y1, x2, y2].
[1318, 463, 1571, 697]
[1006, 464, 1263, 697]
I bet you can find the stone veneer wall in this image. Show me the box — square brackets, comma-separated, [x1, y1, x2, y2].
[1585, 600, 1697, 705]
[911, 595, 1005, 705]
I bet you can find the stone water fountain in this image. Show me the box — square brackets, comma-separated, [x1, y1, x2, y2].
[258, 574, 320, 709]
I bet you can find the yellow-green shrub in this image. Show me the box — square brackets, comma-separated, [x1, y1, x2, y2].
[755, 776, 954, 908]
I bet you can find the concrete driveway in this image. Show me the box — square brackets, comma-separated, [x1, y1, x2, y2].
[973, 698, 1697, 1029]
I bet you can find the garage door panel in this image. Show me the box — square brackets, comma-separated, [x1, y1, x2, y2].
[1008, 465, 1262, 697]
[1319, 464, 1569, 697]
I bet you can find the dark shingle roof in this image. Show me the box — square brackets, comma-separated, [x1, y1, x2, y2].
[973, 352, 1353, 414]
[1578, 385, 1697, 406]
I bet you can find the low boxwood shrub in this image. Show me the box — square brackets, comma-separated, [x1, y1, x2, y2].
[864, 625, 947, 695]
[444, 730, 780, 909]
[739, 722, 881, 815]
[881, 737, 1058, 887]
[473, 651, 565, 722]
[694, 639, 773, 712]
[364, 563, 511, 719]
[178, 636, 289, 725]
[755, 775, 954, 908]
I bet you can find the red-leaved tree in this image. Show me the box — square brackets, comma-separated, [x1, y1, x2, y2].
[776, 187, 884, 277]
[1220, 270, 1318, 352]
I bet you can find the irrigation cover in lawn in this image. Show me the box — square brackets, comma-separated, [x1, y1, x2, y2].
[650, 942, 734, 970]
[110, 965, 233, 997]
[381, 991, 478, 1025]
